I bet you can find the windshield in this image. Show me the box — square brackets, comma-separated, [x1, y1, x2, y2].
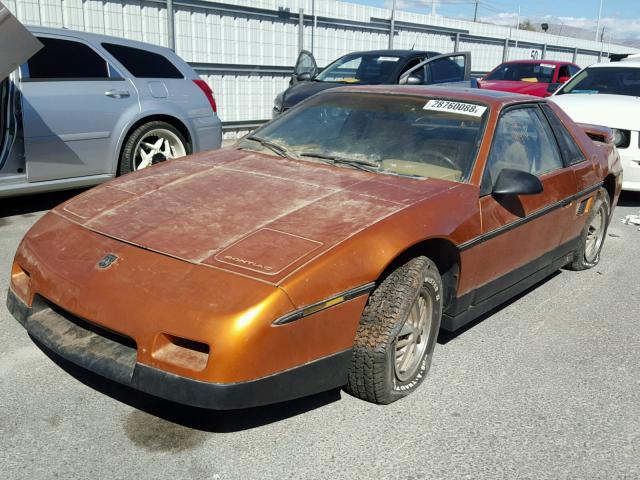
[315, 53, 401, 84]
[557, 66, 640, 96]
[238, 93, 488, 183]
[485, 62, 555, 83]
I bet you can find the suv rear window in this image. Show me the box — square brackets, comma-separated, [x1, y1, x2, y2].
[28, 37, 109, 80]
[102, 43, 183, 79]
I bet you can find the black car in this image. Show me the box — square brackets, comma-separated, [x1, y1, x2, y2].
[273, 49, 472, 116]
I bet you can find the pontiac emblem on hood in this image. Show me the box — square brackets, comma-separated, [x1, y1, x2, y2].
[97, 253, 118, 269]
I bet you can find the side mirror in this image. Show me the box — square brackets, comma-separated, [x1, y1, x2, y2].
[403, 74, 422, 85]
[296, 71, 313, 82]
[546, 83, 561, 94]
[492, 169, 543, 196]
[558, 75, 570, 83]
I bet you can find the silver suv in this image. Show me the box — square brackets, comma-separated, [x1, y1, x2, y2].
[0, 8, 222, 198]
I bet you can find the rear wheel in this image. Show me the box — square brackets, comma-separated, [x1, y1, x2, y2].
[119, 121, 188, 175]
[568, 187, 611, 271]
[345, 256, 442, 404]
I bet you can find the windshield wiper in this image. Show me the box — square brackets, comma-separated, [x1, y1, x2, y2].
[244, 136, 295, 159]
[299, 152, 379, 172]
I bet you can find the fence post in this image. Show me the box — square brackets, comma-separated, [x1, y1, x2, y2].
[298, 9, 304, 52]
[454, 32, 460, 52]
[541, 43, 547, 59]
[167, 0, 175, 50]
[573, 47, 578, 63]
[502, 38, 509, 62]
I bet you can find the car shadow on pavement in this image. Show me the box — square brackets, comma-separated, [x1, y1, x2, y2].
[0, 189, 86, 218]
[437, 270, 561, 345]
[618, 190, 640, 207]
[32, 337, 342, 433]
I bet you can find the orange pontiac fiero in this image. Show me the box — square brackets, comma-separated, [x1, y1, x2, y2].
[8, 86, 621, 408]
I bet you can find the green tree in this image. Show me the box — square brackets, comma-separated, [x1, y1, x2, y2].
[519, 20, 536, 31]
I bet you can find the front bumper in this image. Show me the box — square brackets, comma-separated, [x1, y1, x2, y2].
[618, 132, 640, 191]
[7, 289, 351, 410]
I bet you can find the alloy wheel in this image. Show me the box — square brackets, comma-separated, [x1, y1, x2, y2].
[133, 128, 187, 170]
[394, 291, 434, 383]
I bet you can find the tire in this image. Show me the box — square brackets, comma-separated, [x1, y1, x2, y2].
[345, 256, 442, 404]
[567, 187, 611, 271]
[119, 121, 189, 175]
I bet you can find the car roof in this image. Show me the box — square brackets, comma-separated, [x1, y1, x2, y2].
[586, 61, 640, 69]
[25, 25, 174, 56]
[326, 85, 538, 107]
[343, 49, 439, 59]
[499, 59, 574, 66]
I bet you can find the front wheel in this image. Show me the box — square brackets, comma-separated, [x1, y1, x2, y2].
[119, 121, 189, 175]
[568, 188, 611, 271]
[345, 256, 442, 404]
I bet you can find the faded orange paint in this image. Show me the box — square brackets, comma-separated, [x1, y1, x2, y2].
[9, 86, 622, 384]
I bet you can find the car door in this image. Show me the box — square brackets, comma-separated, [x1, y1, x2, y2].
[465, 104, 579, 302]
[19, 34, 139, 182]
[0, 2, 42, 82]
[399, 52, 471, 86]
[0, 1, 42, 169]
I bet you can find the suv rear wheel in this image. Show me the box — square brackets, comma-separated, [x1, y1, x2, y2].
[119, 121, 189, 174]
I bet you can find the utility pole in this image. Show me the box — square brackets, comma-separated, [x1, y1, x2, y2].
[167, 0, 175, 50]
[389, 0, 396, 49]
[312, 0, 316, 53]
[473, 2, 478, 22]
[431, 0, 436, 16]
[595, 0, 603, 41]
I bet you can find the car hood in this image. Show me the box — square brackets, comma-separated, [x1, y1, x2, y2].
[282, 81, 347, 109]
[549, 94, 640, 130]
[479, 80, 548, 96]
[55, 149, 453, 283]
[0, 2, 43, 80]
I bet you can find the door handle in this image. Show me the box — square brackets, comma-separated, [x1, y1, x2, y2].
[105, 89, 130, 98]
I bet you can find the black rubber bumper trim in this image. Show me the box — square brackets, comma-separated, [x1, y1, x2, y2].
[130, 349, 352, 410]
[6, 289, 351, 410]
[6, 287, 29, 328]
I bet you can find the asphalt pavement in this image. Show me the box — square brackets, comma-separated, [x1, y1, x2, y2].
[1, 189, 639, 480]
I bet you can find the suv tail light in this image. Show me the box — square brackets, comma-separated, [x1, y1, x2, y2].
[193, 79, 217, 113]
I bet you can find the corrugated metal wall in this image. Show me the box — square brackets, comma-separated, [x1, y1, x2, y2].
[6, 0, 638, 132]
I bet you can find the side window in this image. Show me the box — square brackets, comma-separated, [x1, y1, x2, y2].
[569, 65, 580, 76]
[429, 57, 464, 83]
[482, 107, 564, 193]
[557, 65, 570, 79]
[541, 104, 586, 165]
[27, 37, 108, 80]
[101, 43, 183, 79]
[398, 57, 424, 79]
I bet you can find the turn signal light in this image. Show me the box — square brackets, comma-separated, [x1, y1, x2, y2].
[153, 333, 210, 372]
[10, 261, 31, 303]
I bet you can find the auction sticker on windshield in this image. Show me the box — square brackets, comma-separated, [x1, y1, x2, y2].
[423, 100, 487, 117]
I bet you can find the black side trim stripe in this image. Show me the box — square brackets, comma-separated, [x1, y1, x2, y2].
[273, 282, 376, 326]
[459, 182, 603, 251]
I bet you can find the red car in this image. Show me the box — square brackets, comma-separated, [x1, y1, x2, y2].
[478, 60, 580, 97]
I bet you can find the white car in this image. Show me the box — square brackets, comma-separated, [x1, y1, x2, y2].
[550, 61, 640, 191]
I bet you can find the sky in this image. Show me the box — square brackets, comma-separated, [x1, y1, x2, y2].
[350, 1, 640, 46]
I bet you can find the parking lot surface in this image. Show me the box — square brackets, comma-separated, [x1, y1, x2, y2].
[1, 190, 639, 480]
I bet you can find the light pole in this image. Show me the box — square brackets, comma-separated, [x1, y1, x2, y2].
[595, 0, 603, 41]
